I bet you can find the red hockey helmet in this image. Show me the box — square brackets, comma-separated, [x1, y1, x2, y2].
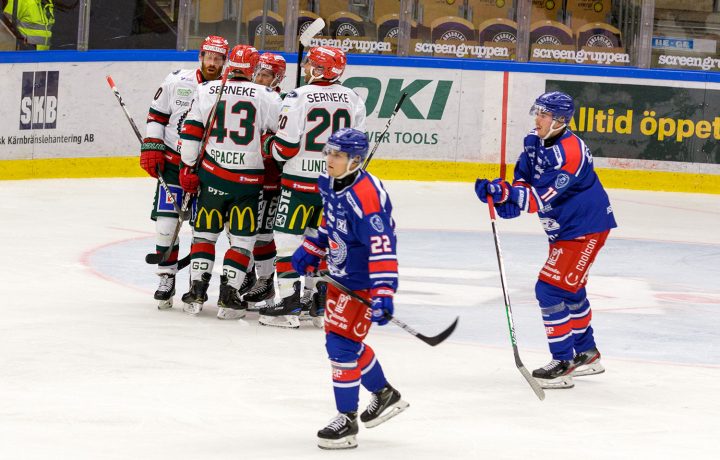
[199, 35, 229, 59]
[304, 46, 346, 82]
[227, 45, 260, 78]
[255, 52, 287, 88]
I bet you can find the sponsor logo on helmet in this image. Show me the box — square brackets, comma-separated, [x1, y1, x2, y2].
[203, 45, 227, 54]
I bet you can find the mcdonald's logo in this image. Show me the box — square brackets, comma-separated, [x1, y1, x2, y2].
[229, 205, 256, 232]
[196, 207, 223, 230]
[289, 204, 313, 230]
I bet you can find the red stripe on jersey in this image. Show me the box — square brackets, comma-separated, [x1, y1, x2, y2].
[572, 310, 593, 330]
[276, 261, 294, 274]
[561, 136, 582, 175]
[147, 111, 169, 125]
[252, 241, 276, 258]
[352, 176, 380, 215]
[545, 321, 572, 339]
[191, 242, 215, 256]
[272, 139, 300, 160]
[369, 260, 398, 273]
[181, 122, 205, 140]
[224, 249, 250, 267]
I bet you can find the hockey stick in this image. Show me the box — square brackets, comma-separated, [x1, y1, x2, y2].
[296, 17, 326, 88]
[362, 92, 407, 170]
[486, 196, 546, 401]
[105, 75, 181, 215]
[145, 69, 231, 265]
[321, 275, 458, 347]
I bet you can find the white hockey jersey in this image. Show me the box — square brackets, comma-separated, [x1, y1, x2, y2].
[270, 82, 366, 193]
[180, 78, 281, 184]
[146, 68, 205, 157]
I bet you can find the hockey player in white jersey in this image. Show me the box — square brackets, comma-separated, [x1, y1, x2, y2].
[178, 44, 282, 318]
[259, 46, 366, 328]
[140, 35, 229, 310]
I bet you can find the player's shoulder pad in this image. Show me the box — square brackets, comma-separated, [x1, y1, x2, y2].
[348, 174, 382, 217]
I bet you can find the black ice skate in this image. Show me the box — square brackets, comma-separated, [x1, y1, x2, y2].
[309, 281, 327, 329]
[360, 383, 409, 428]
[238, 267, 257, 297]
[572, 347, 605, 377]
[182, 272, 211, 316]
[299, 286, 315, 324]
[217, 275, 247, 320]
[532, 359, 575, 389]
[258, 281, 301, 328]
[243, 273, 275, 311]
[317, 412, 358, 450]
[154, 274, 175, 310]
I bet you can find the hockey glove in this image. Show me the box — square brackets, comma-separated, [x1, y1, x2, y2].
[261, 132, 276, 159]
[179, 165, 199, 193]
[291, 239, 326, 275]
[496, 202, 521, 219]
[370, 287, 394, 326]
[140, 137, 166, 178]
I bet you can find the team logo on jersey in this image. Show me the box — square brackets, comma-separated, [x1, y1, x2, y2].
[329, 232, 347, 266]
[540, 217, 560, 232]
[555, 173, 570, 189]
[287, 90, 298, 98]
[20, 71, 59, 130]
[336, 219, 348, 234]
[370, 215, 384, 232]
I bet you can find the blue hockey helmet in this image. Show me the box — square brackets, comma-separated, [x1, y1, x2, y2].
[530, 91, 574, 123]
[324, 128, 369, 161]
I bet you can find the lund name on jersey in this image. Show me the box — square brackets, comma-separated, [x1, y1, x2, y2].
[306, 92, 350, 103]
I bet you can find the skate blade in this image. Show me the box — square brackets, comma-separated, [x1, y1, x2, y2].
[364, 400, 409, 429]
[311, 317, 324, 329]
[572, 361, 605, 377]
[535, 375, 574, 389]
[183, 302, 203, 316]
[318, 435, 358, 450]
[258, 314, 300, 329]
[217, 307, 247, 320]
[245, 298, 274, 312]
[157, 298, 174, 310]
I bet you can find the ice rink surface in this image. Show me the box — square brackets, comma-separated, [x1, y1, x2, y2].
[1, 178, 718, 459]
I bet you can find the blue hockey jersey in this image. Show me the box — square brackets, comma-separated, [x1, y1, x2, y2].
[315, 170, 399, 292]
[513, 129, 617, 241]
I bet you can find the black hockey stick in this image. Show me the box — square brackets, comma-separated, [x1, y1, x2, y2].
[295, 18, 326, 88]
[145, 68, 231, 265]
[321, 275, 458, 347]
[486, 196, 546, 401]
[105, 75, 181, 215]
[362, 92, 407, 170]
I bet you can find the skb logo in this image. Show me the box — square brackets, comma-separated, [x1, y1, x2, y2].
[20, 71, 59, 130]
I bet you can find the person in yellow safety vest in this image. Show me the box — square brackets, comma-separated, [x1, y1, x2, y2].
[3, 0, 54, 50]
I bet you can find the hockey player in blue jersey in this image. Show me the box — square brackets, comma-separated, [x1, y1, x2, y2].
[476, 91, 617, 389]
[291, 128, 409, 449]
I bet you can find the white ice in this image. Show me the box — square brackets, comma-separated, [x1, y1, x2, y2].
[1, 178, 718, 459]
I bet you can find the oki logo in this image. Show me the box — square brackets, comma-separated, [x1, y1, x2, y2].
[20, 71, 59, 130]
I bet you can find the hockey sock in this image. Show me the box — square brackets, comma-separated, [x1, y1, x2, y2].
[536, 281, 573, 361]
[568, 288, 596, 353]
[223, 247, 252, 289]
[156, 216, 179, 273]
[331, 360, 361, 413]
[190, 240, 216, 282]
[253, 240, 277, 278]
[358, 344, 387, 393]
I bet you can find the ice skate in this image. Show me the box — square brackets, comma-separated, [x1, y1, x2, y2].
[360, 383, 409, 428]
[243, 273, 275, 311]
[238, 268, 256, 297]
[217, 275, 247, 320]
[182, 273, 211, 316]
[154, 274, 175, 310]
[532, 359, 575, 389]
[258, 281, 301, 328]
[572, 347, 605, 377]
[317, 412, 358, 450]
[309, 281, 327, 329]
[299, 286, 314, 324]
